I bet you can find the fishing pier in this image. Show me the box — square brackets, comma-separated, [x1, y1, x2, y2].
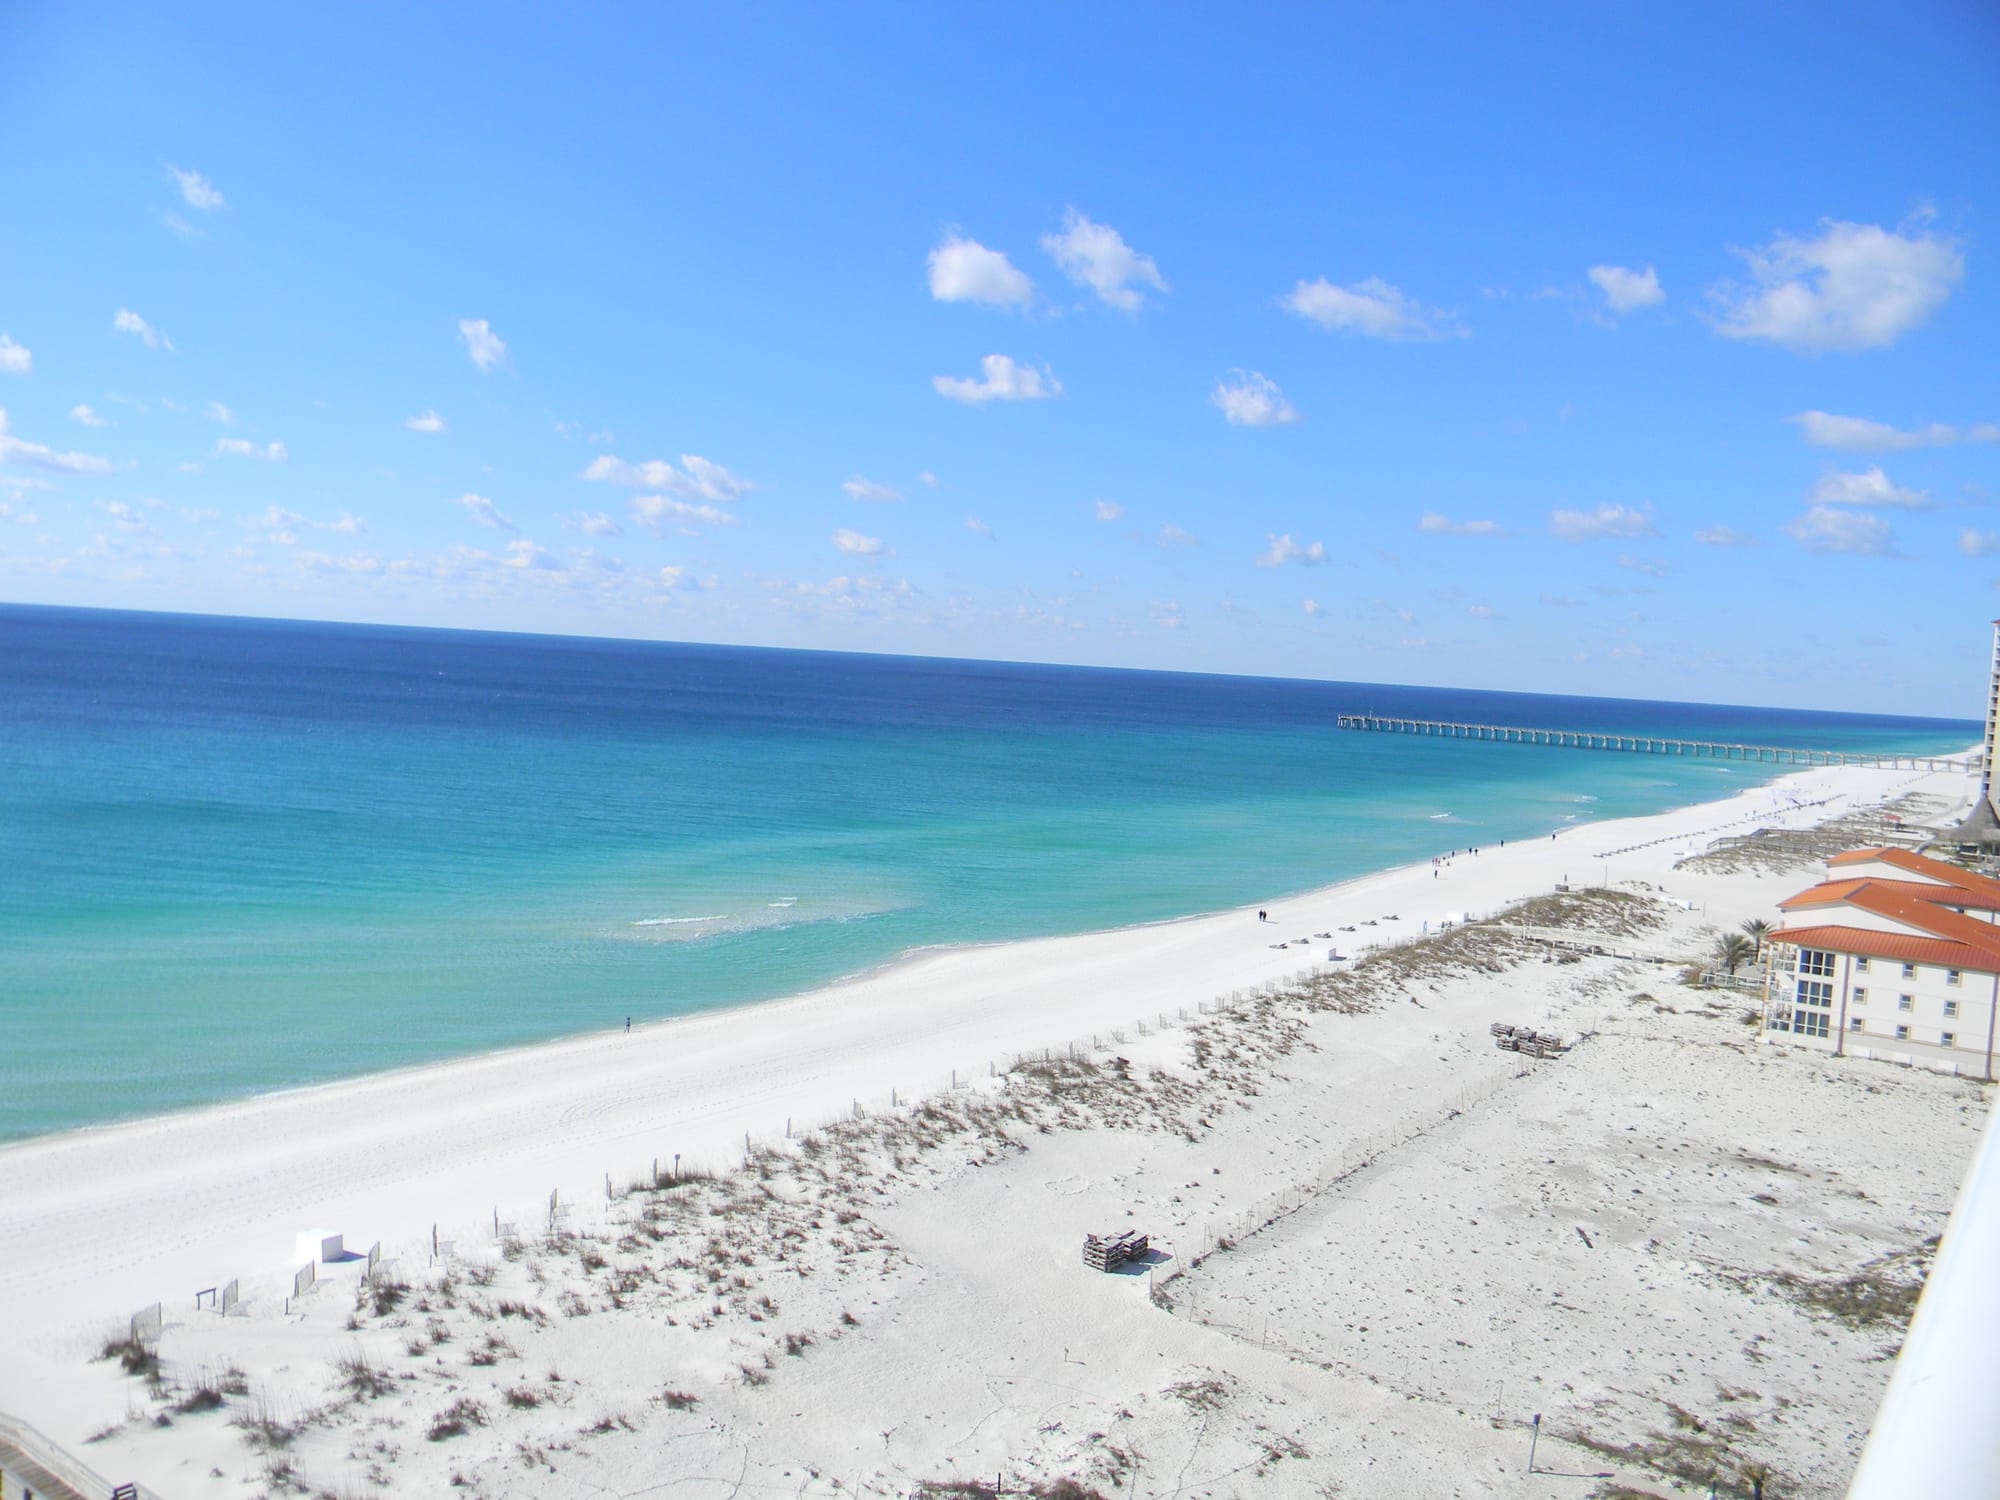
[1334, 714, 1969, 771]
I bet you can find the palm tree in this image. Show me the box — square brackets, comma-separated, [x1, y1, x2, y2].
[1713, 933, 1756, 975]
[1741, 917, 1772, 962]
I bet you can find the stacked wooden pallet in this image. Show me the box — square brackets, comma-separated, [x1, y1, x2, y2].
[1081, 1229, 1149, 1272]
[1491, 1022, 1571, 1059]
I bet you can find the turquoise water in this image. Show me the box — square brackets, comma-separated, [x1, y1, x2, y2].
[0, 604, 1975, 1140]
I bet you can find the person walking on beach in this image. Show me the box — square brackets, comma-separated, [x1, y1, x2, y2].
[625, 1016, 631, 1033]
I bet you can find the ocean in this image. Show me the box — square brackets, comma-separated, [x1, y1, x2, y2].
[0, 603, 1975, 1141]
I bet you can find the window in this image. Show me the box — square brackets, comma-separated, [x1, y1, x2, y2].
[1793, 1008, 1830, 1038]
[1945, 1000, 1960, 1019]
[1856, 956, 1871, 973]
[1898, 994, 1914, 1012]
[1848, 1016, 1865, 1032]
[1896, 1024, 1910, 1041]
[1799, 949, 1835, 977]
[1949, 969, 1963, 987]
[1942, 1031, 1958, 1049]
[1902, 962, 1918, 979]
[1767, 1011, 1790, 1033]
[1795, 979, 1833, 1009]
[1853, 988, 1868, 1005]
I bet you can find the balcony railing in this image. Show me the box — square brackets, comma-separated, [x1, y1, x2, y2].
[1846, 1101, 2000, 1496]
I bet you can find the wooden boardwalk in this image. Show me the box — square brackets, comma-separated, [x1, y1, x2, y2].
[1334, 714, 1968, 771]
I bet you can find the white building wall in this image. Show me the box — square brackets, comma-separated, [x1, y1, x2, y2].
[1763, 941, 1999, 1080]
[1985, 619, 2000, 818]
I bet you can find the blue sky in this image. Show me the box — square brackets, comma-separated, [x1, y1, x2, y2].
[1, 3, 1996, 715]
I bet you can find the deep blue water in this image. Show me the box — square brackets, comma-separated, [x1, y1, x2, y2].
[0, 603, 1974, 1140]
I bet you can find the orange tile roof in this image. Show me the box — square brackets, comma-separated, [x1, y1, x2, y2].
[1768, 924, 1998, 971]
[1781, 876, 2000, 914]
[1825, 847, 2000, 905]
[1775, 879, 2000, 965]
[1780, 878, 1876, 909]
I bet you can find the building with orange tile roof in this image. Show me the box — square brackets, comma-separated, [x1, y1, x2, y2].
[1763, 846, 2000, 1079]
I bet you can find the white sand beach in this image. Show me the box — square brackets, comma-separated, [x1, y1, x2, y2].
[0, 757, 1987, 1498]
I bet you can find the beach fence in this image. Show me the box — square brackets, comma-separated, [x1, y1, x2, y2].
[1149, 1063, 1536, 1299]
[537, 922, 1608, 1254]
[582, 937, 1555, 1204]
[128, 1300, 161, 1344]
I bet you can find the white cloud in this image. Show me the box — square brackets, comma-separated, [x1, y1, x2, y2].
[842, 475, 903, 503]
[454, 492, 516, 530]
[918, 470, 940, 488]
[249, 504, 304, 543]
[1808, 466, 1927, 507]
[1156, 522, 1197, 549]
[215, 437, 287, 460]
[295, 550, 381, 575]
[927, 235, 1034, 307]
[657, 565, 717, 592]
[1790, 409, 1993, 450]
[1586, 264, 1664, 316]
[582, 453, 752, 501]
[932, 354, 1060, 404]
[1709, 217, 1963, 352]
[572, 511, 622, 537]
[1302, 598, 1323, 617]
[1617, 553, 1671, 576]
[1549, 502, 1656, 541]
[1283, 276, 1464, 340]
[245, 505, 360, 543]
[1786, 504, 1897, 556]
[1211, 370, 1298, 427]
[69, 404, 107, 427]
[205, 400, 234, 424]
[1693, 524, 1758, 547]
[631, 494, 740, 531]
[1040, 209, 1167, 311]
[1958, 529, 2000, 557]
[1150, 599, 1185, 629]
[1256, 533, 1326, 567]
[113, 308, 172, 351]
[458, 318, 508, 372]
[0, 335, 29, 374]
[167, 165, 225, 212]
[405, 409, 446, 433]
[964, 516, 993, 541]
[1094, 499, 1124, 522]
[97, 499, 149, 532]
[1417, 512, 1501, 536]
[680, 455, 746, 501]
[0, 407, 113, 473]
[566, 547, 624, 574]
[504, 539, 563, 571]
[833, 528, 885, 556]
